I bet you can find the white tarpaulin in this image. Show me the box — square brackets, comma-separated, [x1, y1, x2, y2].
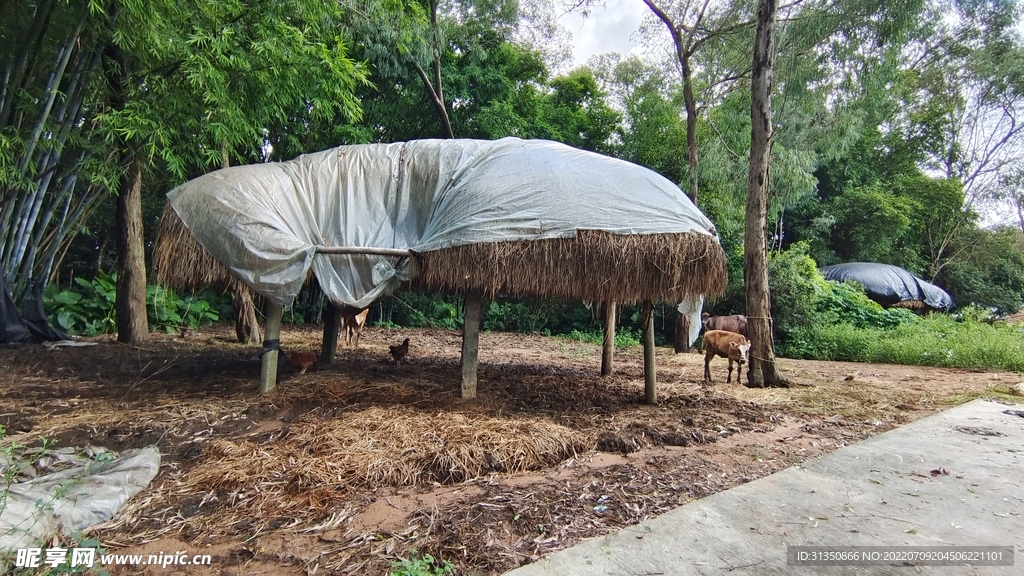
[677, 295, 705, 348]
[168, 138, 719, 315]
[0, 446, 160, 553]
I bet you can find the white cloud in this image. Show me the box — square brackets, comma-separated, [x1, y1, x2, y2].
[560, 0, 646, 66]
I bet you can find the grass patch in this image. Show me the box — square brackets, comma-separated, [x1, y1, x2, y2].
[561, 328, 642, 348]
[786, 315, 1024, 372]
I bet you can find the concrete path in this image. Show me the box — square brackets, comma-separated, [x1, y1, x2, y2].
[505, 399, 1023, 576]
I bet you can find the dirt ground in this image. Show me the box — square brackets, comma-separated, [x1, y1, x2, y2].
[1, 323, 1021, 575]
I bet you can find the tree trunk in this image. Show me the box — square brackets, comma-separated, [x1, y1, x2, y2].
[115, 153, 149, 344]
[673, 310, 690, 353]
[641, 0, 700, 205]
[232, 285, 263, 343]
[683, 58, 699, 205]
[408, 0, 454, 139]
[743, 0, 787, 388]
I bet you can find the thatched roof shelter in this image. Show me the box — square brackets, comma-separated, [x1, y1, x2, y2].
[821, 262, 953, 312]
[153, 138, 728, 398]
[155, 138, 726, 305]
[155, 206, 726, 306]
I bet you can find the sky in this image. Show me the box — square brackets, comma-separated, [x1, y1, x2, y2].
[559, 0, 646, 66]
[555, 3, 1021, 228]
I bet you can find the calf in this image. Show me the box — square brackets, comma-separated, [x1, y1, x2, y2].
[701, 312, 747, 337]
[703, 330, 751, 384]
[340, 307, 369, 347]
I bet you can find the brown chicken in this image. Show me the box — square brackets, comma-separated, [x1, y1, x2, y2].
[285, 350, 319, 374]
[389, 338, 410, 364]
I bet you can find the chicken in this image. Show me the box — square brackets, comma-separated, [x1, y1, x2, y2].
[285, 350, 319, 374]
[389, 338, 410, 364]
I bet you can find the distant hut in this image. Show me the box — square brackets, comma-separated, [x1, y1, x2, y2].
[154, 138, 728, 400]
[821, 263, 954, 312]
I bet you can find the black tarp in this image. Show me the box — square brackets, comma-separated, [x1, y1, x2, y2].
[0, 274, 70, 344]
[821, 262, 954, 311]
[21, 279, 70, 341]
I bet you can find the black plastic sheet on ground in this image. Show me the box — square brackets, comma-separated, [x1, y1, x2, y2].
[0, 274, 69, 344]
[821, 262, 954, 311]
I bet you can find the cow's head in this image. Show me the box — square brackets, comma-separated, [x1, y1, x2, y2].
[730, 340, 751, 363]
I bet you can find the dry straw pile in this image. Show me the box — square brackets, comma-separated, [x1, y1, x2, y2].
[103, 407, 591, 542]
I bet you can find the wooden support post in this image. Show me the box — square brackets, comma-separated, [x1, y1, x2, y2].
[259, 301, 283, 394]
[320, 302, 341, 365]
[601, 301, 616, 376]
[461, 290, 483, 399]
[642, 301, 656, 405]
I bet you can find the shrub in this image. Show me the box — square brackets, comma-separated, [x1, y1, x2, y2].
[768, 242, 828, 340]
[484, 298, 557, 334]
[44, 273, 118, 335]
[816, 281, 920, 330]
[43, 272, 229, 335]
[563, 327, 642, 348]
[786, 314, 1024, 371]
[389, 550, 454, 576]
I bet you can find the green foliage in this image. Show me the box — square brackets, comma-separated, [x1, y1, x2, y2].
[766, 244, 922, 358]
[42, 273, 230, 335]
[785, 313, 1024, 372]
[827, 183, 918, 266]
[484, 299, 555, 334]
[385, 292, 463, 330]
[44, 274, 118, 336]
[562, 327, 642, 348]
[601, 56, 689, 184]
[100, 0, 369, 175]
[374, 290, 675, 346]
[767, 242, 829, 341]
[147, 286, 222, 333]
[389, 550, 454, 576]
[938, 226, 1024, 316]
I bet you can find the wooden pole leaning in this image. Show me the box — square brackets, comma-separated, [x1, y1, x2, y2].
[601, 301, 616, 376]
[642, 301, 656, 405]
[461, 290, 483, 399]
[259, 301, 284, 393]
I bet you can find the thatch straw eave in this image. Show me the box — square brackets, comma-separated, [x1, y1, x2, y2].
[155, 203, 728, 305]
[153, 203, 242, 292]
[889, 299, 927, 311]
[411, 230, 727, 304]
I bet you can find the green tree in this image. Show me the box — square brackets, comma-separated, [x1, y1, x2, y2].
[95, 0, 366, 343]
[641, 0, 754, 204]
[938, 226, 1024, 315]
[598, 56, 689, 183]
[0, 1, 116, 301]
[744, 0, 788, 387]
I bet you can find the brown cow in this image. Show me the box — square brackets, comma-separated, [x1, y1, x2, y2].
[703, 330, 751, 383]
[340, 307, 370, 347]
[701, 312, 748, 337]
